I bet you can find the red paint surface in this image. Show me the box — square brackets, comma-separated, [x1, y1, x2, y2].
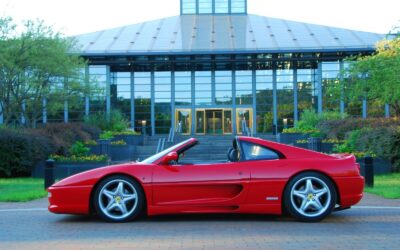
[48, 136, 364, 217]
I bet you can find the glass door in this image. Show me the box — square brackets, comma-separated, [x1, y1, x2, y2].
[195, 109, 205, 134]
[175, 109, 191, 135]
[236, 108, 253, 135]
[206, 110, 223, 135]
[223, 109, 232, 134]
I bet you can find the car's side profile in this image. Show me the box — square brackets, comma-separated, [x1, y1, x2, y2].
[48, 136, 364, 222]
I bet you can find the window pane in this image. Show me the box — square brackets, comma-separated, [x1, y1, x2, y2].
[242, 141, 279, 160]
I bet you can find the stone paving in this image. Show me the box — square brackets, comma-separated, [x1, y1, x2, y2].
[0, 193, 399, 250]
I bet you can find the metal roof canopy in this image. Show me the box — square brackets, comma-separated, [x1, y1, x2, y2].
[73, 14, 384, 56]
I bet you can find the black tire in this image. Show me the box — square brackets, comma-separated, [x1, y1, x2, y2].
[93, 175, 144, 222]
[283, 172, 337, 222]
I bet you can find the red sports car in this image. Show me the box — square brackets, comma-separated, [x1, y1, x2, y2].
[48, 136, 364, 222]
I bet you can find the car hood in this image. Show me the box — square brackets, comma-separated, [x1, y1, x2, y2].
[51, 161, 152, 187]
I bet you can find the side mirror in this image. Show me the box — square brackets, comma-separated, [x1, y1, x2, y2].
[161, 152, 178, 165]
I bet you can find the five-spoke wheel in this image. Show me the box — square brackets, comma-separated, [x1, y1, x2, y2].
[284, 172, 336, 222]
[94, 175, 144, 222]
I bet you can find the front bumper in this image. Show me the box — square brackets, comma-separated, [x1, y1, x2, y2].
[48, 185, 92, 215]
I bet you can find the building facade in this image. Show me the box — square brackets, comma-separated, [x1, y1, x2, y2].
[65, 0, 386, 135]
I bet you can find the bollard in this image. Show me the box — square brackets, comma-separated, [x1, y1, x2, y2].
[364, 156, 374, 187]
[308, 137, 322, 152]
[44, 159, 55, 189]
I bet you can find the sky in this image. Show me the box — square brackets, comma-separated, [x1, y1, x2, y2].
[0, 0, 399, 36]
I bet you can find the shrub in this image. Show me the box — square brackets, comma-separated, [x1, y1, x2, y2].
[333, 127, 400, 170]
[111, 140, 127, 146]
[84, 110, 129, 132]
[283, 109, 344, 134]
[111, 130, 140, 136]
[50, 154, 108, 163]
[69, 141, 90, 157]
[0, 128, 55, 177]
[319, 117, 400, 140]
[29, 123, 101, 155]
[99, 131, 114, 140]
[84, 140, 98, 146]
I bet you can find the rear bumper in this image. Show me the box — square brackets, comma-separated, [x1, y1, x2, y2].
[48, 185, 92, 215]
[335, 176, 364, 207]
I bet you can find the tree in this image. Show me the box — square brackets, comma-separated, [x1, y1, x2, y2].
[0, 17, 101, 127]
[333, 34, 400, 116]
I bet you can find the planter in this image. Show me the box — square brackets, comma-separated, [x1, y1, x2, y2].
[113, 135, 144, 146]
[31, 160, 46, 178]
[110, 145, 136, 161]
[321, 143, 335, 153]
[357, 157, 392, 176]
[294, 142, 308, 149]
[308, 137, 322, 152]
[54, 162, 109, 179]
[277, 133, 308, 145]
[90, 139, 111, 157]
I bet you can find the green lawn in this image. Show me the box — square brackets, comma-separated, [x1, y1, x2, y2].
[0, 178, 47, 202]
[364, 173, 400, 199]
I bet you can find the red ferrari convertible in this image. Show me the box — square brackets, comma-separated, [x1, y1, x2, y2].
[48, 136, 364, 222]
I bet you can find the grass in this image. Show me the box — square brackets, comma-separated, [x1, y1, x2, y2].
[0, 178, 47, 202]
[364, 173, 400, 199]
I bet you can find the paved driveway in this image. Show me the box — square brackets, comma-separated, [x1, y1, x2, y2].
[0, 193, 399, 250]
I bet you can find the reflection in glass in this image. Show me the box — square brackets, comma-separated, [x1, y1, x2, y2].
[176, 109, 191, 134]
[223, 109, 232, 133]
[196, 110, 205, 134]
[236, 108, 252, 134]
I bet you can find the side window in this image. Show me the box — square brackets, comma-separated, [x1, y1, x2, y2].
[241, 141, 279, 161]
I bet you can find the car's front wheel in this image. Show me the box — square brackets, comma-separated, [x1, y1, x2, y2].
[284, 172, 337, 222]
[94, 175, 144, 222]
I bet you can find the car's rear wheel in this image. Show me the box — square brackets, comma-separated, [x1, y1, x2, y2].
[284, 172, 336, 222]
[94, 175, 144, 222]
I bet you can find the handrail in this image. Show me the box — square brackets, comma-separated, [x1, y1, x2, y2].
[167, 127, 175, 142]
[156, 137, 166, 153]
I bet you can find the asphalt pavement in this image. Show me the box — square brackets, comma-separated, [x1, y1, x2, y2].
[0, 193, 399, 250]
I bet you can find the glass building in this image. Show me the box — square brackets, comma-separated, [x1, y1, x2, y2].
[68, 0, 386, 135]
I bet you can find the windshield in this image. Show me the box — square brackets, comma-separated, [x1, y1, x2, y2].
[140, 139, 193, 164]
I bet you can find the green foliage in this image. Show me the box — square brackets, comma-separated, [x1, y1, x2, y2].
[99, 131, 114, 140]
[0, 17, 102, 127]
[283, 109, 345, 134]
[84, 110, 129, 132]
[330, 36, 400, 116]
[0, 178, 47, 202]
[50, 154, 108, 163]
[333, 126, 400, 167]
[84, 140, 98, 146]
[0, 128, 55, 177]
[32, 123, 101, 155]
[319, 117, 400, 140]
[111, 130, 140, 136]
[69, 141, 90, 157]
[0, 123, 100, 177]
[111, 140, 127, 146]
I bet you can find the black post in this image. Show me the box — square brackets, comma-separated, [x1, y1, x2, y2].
[364, 156, 374, 187]
[308, 137, 322, 152]
[44, 159, 55, 189]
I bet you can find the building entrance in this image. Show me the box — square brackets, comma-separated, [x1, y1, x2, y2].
[195, 108, 232, 135]
[176, 108, 252, 135]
